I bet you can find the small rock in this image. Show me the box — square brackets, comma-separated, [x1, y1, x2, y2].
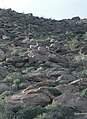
[2, 35, 10, 40]
[15, 62, 24, 68]
[10, 84, 19, 92]
[0, 49, 5, 61]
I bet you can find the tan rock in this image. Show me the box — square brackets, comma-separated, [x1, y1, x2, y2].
[9, 87, 54, 110]
[69, 78, 87, 89]
[23, 80, 56, 92]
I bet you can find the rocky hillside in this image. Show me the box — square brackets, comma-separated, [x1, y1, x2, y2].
[0, 8, 87, 119]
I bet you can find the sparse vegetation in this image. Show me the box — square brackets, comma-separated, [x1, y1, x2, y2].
[16, 106, 47, 119]
[13, 79, 21, 85]
[58, 80, 70, 84]
[0, 8, 86, 119]
[3, 72, 22, 83]
[0, 98, 15, 119]
[11, 47, 27, 56]
[80, 88, 87, 97]
[68, 37, 78, 51]
[1, 91, 11, 97]
[46, 102, 75, 119]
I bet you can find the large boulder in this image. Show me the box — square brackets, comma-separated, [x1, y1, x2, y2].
[53, 92, 87, 113]
[9, 86, 54, 110]
[22, 72, 47, 82]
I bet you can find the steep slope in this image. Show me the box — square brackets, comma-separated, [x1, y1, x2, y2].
[0, 8, 87, 119]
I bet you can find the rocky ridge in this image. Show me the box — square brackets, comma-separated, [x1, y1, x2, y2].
[0, 8, 87, 119]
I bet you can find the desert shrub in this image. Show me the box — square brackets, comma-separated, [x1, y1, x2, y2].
[80, 88, 87, 97]
[57, 106, 74, 119]
[11, 47, 27, 56]
[16, 106, 47, 119]
[73, 54, 87, 77]
[75, 54, 87, 62]
[58, 80, 70, 84]
[77, 70, 87, 78]
[74, 54, 87, 70]
[22, 67, 35, 73]
[46, 102, 74, 119]
[0, 98, 15, 119]
[68, 37, 78, 51]
[34, 113, 52, 119]
[1, 91, 11, 97]
[3, 72, 22, 83]
[0, 44, 8, 52]
[13, 79, 21, 85]
[48, 87, 61, 96]
[46, 102, 61, 111]
[4, 75, 13, 83]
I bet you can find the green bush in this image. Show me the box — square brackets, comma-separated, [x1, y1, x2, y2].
[74, 54, 87, 70]
[16, 106, 47, 119]
[80, 88, 87, 97]
[77, 70, 87, 78]
[11, 47, 27, 56]
[13, 79, 21, 85]
[3, 72, 22, 83]
[0, 98, 15, 119]
[58, 80, 70, 84]
[75, 54, 87, 62]
[0, 44, 8, 52]
[46, 102, 74, 119]
[58, 106, 74, 119]
[1, 91, 11, 97]
[22, 67, 35, 73]
[68, 37, 78, 51]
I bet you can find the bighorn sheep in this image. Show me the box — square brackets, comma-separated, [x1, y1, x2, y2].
[29, 42, 39, 49]
[37, 46, 49, 51]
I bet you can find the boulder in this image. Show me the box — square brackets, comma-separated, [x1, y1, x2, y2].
[2, 35, 10, 40]
[69, 78, 87, 89]
[53, 92, 87, 113]
[0, 83, 9, 94]
[22, 72, 47, 82]
[56, 74, 76, 84]
[56, 84, 79, 93]
[9, 87, 54, 110]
